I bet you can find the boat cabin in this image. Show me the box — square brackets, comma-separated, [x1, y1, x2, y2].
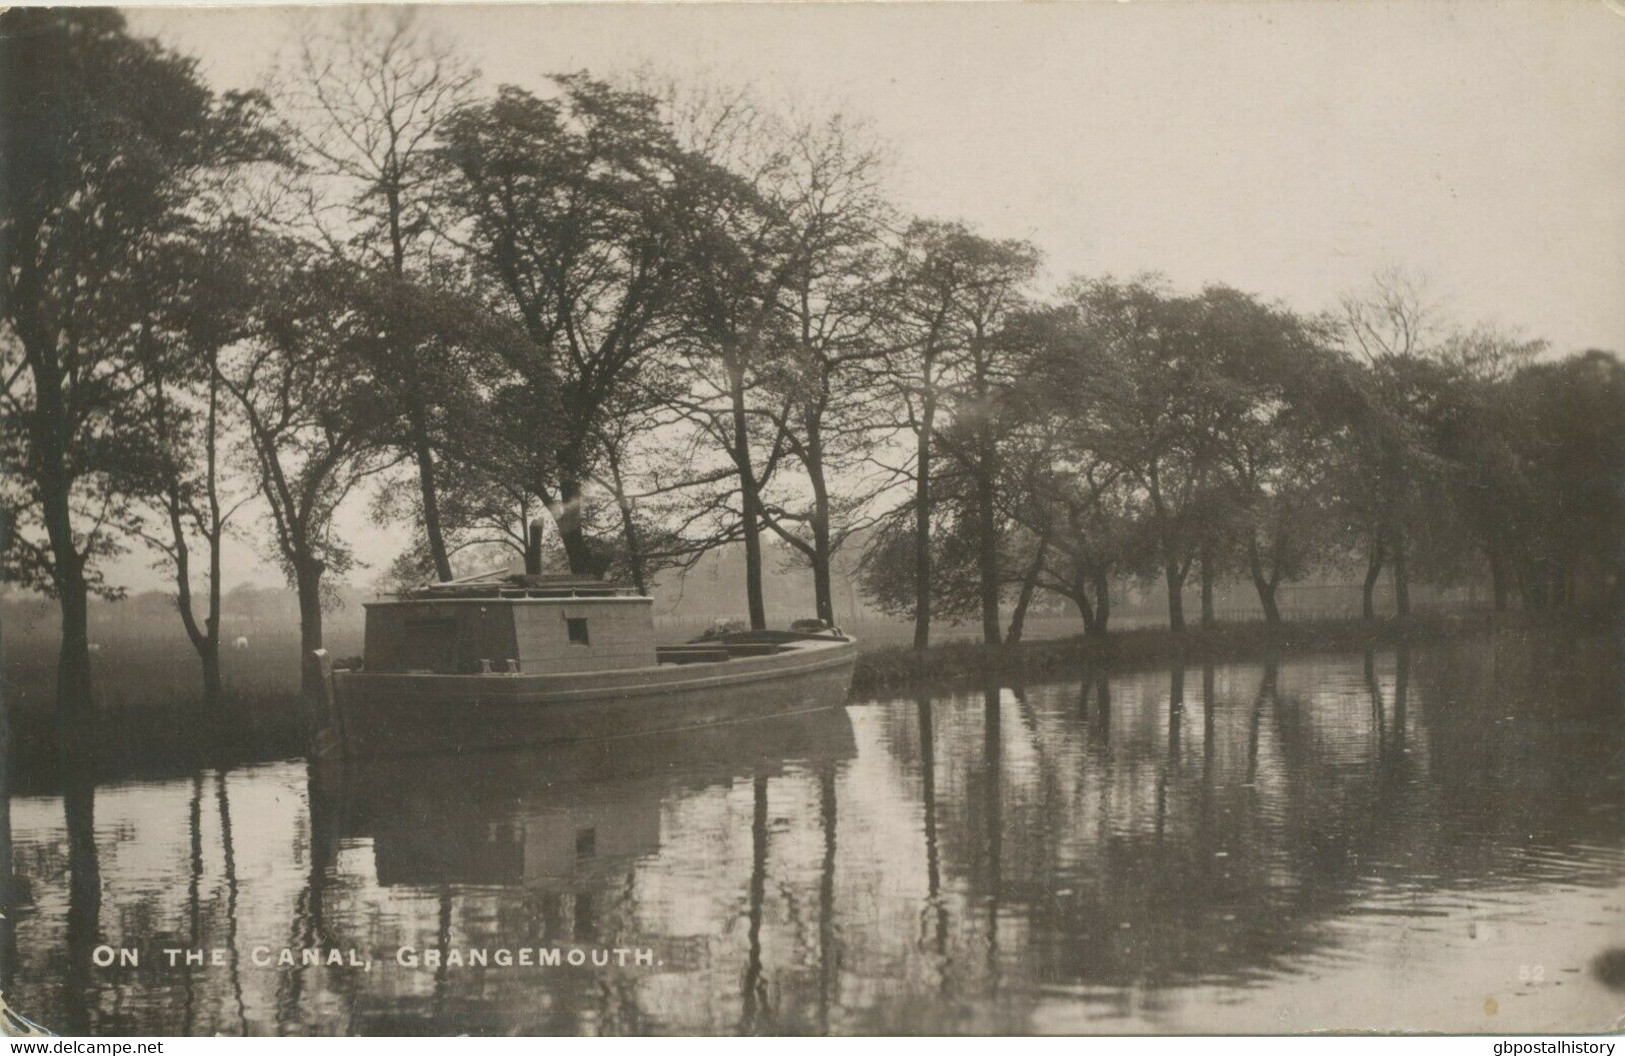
[363, 574, 658, 676]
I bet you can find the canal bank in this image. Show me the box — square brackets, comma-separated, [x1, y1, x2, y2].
[850, 609, 1614, 694]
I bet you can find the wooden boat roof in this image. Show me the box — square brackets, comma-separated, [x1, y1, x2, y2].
[393, 569, 640, 600]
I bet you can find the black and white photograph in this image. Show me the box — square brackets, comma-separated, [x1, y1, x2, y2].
[0, 0, 1621, 1039]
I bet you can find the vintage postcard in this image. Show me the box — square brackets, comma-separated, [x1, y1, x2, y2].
[0, 0, 1620, 1040]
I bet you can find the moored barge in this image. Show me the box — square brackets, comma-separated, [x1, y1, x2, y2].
[314, 572, 857, 759]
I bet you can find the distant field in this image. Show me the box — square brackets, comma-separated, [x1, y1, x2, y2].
[1, 622, 366, 713]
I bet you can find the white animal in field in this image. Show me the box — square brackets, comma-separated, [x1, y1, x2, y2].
[232, 636, 250, 651]
[87, 643, 102, 654]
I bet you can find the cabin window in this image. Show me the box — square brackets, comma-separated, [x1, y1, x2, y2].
[566, 617, 590, 646]
[575, 827, 596, 858]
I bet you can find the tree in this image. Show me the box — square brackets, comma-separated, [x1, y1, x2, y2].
[877, 220, 1038, 648]
[659, 113, 804, 629]
[1333, 269, 1452, 619]
[1502, 351, 1624, 612]
[373, 456, 540, 586]
[218, 248, 399, 713]
[338, 268, 534, 584]
[856, 505, 984, 627]
[1039, 479, 1138, 639]
[931, 237, 1039, 645]
[1058, 277, 1219, 633]
[1002, 301, 1142, 639]
[436, 75, 688, 576]
[282, 8, 479, 582]
[130, 227, 265, 710]
[1195, 286, 1339, 628]
[752, 112, 894, 625]
[587, 385, 740, 596]
[1003, 426, 1131, 640]
[0, 9, 278, 725]
[1419, 325, 1545, 611]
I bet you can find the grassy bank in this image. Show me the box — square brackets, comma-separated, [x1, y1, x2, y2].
[849, 609, 1580, 694]
[3, 696, 311, 794]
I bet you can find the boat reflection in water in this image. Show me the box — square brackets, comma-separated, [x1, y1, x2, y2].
[310, 707, 858, 1034]
[316, 707, 857, 892]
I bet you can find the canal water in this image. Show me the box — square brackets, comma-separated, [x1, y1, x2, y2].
[2, 635, 1621, 1035]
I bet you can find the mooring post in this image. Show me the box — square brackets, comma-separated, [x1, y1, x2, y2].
[525, 520, 545, 575]
[310, 649, 335, 719]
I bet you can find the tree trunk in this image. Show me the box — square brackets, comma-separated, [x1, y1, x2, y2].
[975, 466, 1001, 646]
[811, 549, 835, 627]
[294, 558, 328, 723]
[1005, 566, 1035, 645]
[154, 364, 229, 715]
[42, 468, 93, 728]
[414, 433, 453, 582]
[388, 198, 450, 580]
[1164, 558, 1186, 634]
[1362, 533, 1387, 620]
[203, 369, 226, 709]
[27, 340, 94, 729]
[1006, 532, 1048, 644]
[203, 546, 224, 710]
[166, 494, 227, 713]
[200, 645, 224, 710]
[734, 470, 768, 632]
[1199, 544, 1216, 628]
[1258, 582, 1282, 627]
[1247, 538, 1283, 627]
[807, 452, 836, 626]
[614, 495, 647, 596]
[1092, 567, 1112, 638]
[722, 364, 769, 629]
[1075, 586, 1097, 637]
[174, 575, 226, 712]
[913, 391, 936, 652]
[55, 563, 94, 732]
[1391, 523, 1411, 618]
[553, 478, 596, 577]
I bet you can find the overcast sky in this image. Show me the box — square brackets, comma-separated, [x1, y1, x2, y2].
[105, 0, 1625, 593]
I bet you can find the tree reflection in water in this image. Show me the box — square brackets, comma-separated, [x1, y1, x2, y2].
[0, 689, 19, 998]
[740, 773, 769, 1034]
[61, 762, 100, 1036]
[2, 637, 1620, 1035]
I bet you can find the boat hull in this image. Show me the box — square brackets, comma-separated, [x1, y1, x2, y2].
[320, 636, 858, 759]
